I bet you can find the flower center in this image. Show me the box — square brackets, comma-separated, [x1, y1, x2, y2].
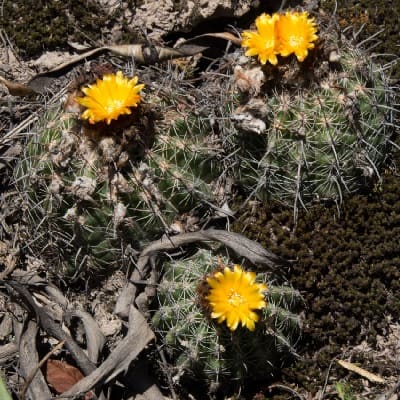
[106, 99, 124, 113]
[262, 39, 275, 49]
[227, 289, 246, 307]
[288, 35, 304, 48]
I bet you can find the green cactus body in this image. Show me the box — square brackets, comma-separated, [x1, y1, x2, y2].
[147, 117, 218, 210]
[15, 98, 220, 277]
[230, 26, 397, 210]
[152, 249, 302, 383]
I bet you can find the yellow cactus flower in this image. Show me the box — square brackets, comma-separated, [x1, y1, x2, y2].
[276, 11, 318, 62]
[206, 265, 267, 331]
[241, 13, 280, 66]
[76, 71, 145, 124]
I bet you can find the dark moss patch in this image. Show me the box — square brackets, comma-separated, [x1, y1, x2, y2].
[324, 0, 400, 80]
[232, 164, 400, 392]
[2, 0, 139, 59]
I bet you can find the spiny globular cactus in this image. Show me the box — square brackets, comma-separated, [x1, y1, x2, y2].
[14, 69, 221, 278]
[229, 12, 398, 212]
[152, 249, 302, 386]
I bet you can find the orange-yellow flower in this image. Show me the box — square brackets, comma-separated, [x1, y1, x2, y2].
[276, 11, 318, 62]
[241, 13, 280, 66]
[206, 265, 267, 331]
[76, 71, 145, 124]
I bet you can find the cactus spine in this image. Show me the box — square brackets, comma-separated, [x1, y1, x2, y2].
[227, 14, 397, 211]
[15, 78, 220, 278]
[152, 249, 302, 384]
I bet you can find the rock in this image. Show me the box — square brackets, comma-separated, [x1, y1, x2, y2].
[130, 0, 260, 39]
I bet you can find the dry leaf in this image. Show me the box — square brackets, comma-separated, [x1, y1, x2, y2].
[61, 307, 154, 398]
[337, 359, 385, 383]
[23, 34, 238, 94]
[45, 359, 95, 398]
[179, 32, 242, 46]
[0, 75, 36, 96]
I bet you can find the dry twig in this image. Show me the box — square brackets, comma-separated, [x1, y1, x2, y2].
[20, 340, 65, 399]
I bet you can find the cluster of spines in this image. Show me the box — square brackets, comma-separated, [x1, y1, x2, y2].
[232, 37, 396, 211]
[15, 99, 220, 277]
[152, 249, 302, 383]
[146, 117, 219, 211]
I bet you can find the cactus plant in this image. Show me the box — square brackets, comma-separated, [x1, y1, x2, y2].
[152, 249, 302, 385]
[226, 12, 398, 212]
[14, 71, 221, 278]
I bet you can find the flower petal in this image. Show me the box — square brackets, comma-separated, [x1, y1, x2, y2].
[76, 71, 145, 124]
[276, 11, 318, 62]
[241, 13, 279, 66]
[206, 264, 267, 331]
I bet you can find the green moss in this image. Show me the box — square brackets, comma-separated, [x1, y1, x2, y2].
[322, 0, 400, 80]
[2, 0, 139, 58]
[232, 163, 400, 392]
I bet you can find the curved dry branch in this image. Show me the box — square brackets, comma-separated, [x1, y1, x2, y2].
[58, 306, 154, 399]
[5, 281, 96, 376]
[115, 229, 287, 318]
[19, 321, 52, 400]
[64, 310, 106, 365]
[2, 32, 240, 97]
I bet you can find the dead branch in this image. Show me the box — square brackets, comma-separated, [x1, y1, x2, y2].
[115, 228, 288, 318]
[20, 339, 65, 399]
[64, 310, 105, 364]
[58, 306, 154, 398]
[5, 281, 96, 376]
[19, 321, 52, 400]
